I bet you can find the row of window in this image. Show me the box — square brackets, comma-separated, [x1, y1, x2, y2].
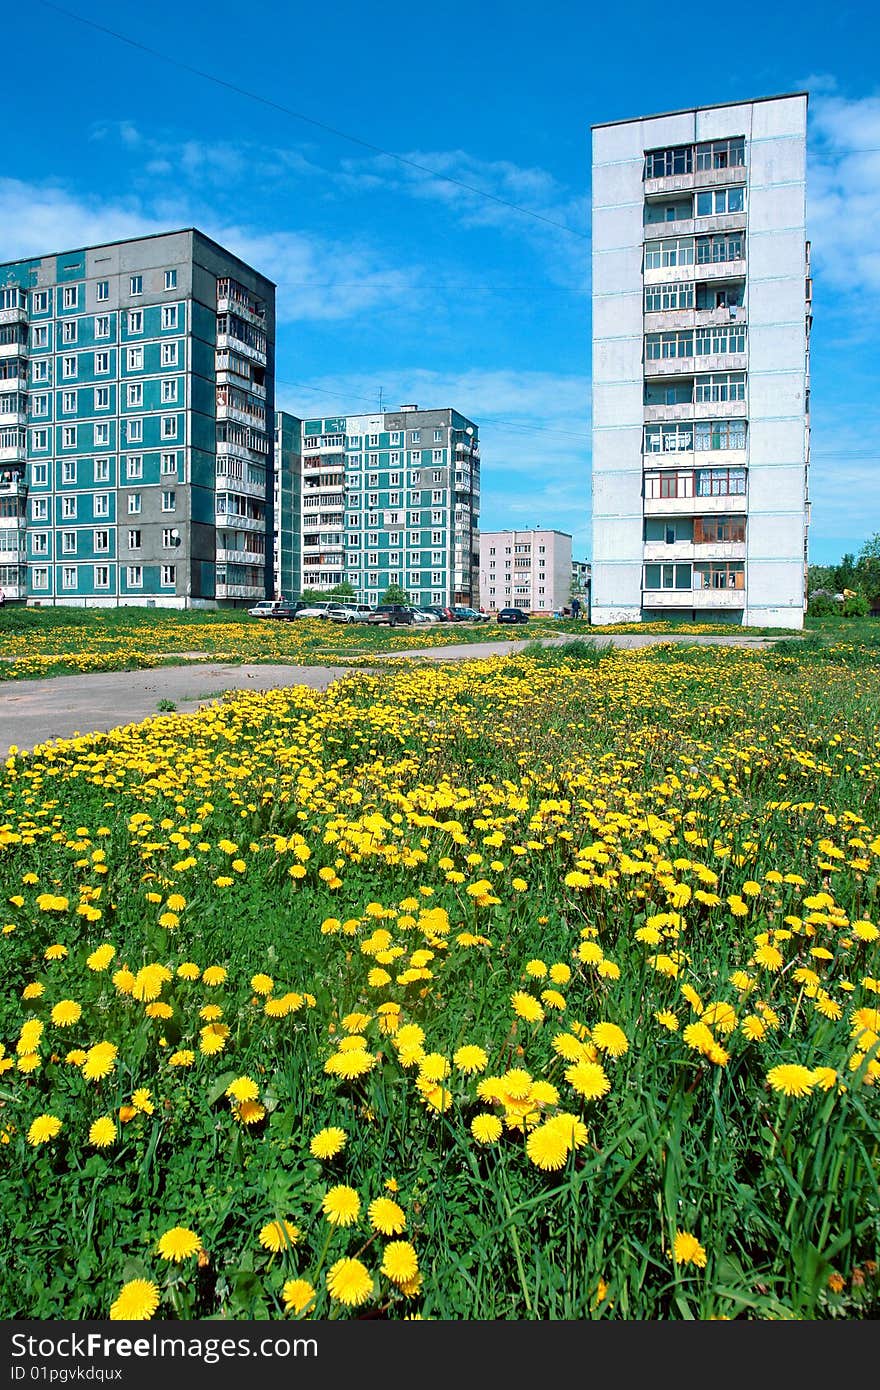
[644, 561, 745, 591]
[304, 429, 450, 448]
[644, 139, 745, 180]
[645, 235, 744, 270]
[645, 373, 746, 406]
[29, 342, 180, 384]
[29, 526, 181, 554]
[28, 491, 176, 519]
[28, 272, 179, 317]
[31, 379, 180, 415]
[29, 563, 177, 590]
[644, 421, 747, 452]
[644, 467, 746, 499]
[26, 454, 181, 490]
[645, 327, 746, 359]
[646, 516, 746, 544]
[30, 306, 180, 349]
[30, 417, 180, 450]
[644, 283, 744, 313]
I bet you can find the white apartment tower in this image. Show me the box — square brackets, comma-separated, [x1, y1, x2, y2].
[591, 94, 811, 628]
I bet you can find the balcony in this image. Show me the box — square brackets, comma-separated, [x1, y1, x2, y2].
[643, 540, 746, 562]
[0, 306, 28, 328]
[216, 400, 267, 431]
[0, 471, 27, 496]
[0, 339, 28, 359]
[0, 443, 27, 465]
[693, 211, 747, 237]
[644, 305, 746, 331]
[215, 474, 266, 503]
[644, 397, 747, 423]
[214, 509, 265, 533]
[216, 546, 266, 566]
[643, 492, 747, 516]
[215, 331, 266, 366]
[216, 582, 265, 600]
[642, 586, 744, 609]
[645, 359, 747, 387]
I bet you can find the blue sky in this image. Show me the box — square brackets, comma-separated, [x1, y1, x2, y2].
[5, 0, 880, 565]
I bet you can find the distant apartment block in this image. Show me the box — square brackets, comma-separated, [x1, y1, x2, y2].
[479, 528, 572, 613]
[0, 228, 275, 606]
[591, 94, 811, 628]
[572, 557, 591, 598]
[274, 411, 301, 599]
[278, 406, 480, 607]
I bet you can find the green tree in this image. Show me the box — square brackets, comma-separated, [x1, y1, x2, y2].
[329, 581, 356, 598]
[855, 533, 880, 601]
[833, 553, 857, 592]
[381, 582, 409, 605]
[807, 563, 835, 596]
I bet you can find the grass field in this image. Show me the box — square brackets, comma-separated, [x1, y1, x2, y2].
[1, 628, 878, 1320]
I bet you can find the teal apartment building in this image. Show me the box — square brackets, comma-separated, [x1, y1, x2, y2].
[273, 405, 480, 608]
[0, 228, 275, 606]
[273, 410, 302, 600]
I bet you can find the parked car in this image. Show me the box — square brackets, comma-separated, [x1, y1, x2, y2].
[453, 606, 491, 622]
[422, 605, 455, 622]
[329, 603, 374, 623]
[365, 604, 414, 626]
[294, 601, 334, 619]
[411, 609, 439, 624]
[248, 598, 287, 618]
[497, 607, 530, 624]
[264, 601, 306, 621]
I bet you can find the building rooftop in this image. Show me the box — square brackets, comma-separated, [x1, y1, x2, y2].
[0, 227, 276, 285]
[592, 91, 808, 131]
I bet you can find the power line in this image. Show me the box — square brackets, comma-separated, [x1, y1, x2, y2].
[38, 1, 588, 242]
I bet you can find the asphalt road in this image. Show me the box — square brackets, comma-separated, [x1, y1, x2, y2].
[0, 631, 785, 757]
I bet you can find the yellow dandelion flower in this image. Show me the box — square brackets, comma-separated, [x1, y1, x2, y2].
[471, 1113, 503, 1145]
[156, 1226, 202, 1262]
[655, 1010, 679, 1031]
[511, 991, 544, 1023]
[322, 1185, 361, 1227]
[565, 1059, 611, 1101]
[51, 1000, 82, 1028]
[381, 1241, 419, 1286]
[27, 1113, 62, 1146]
[169, 1049, 195, 1067]
[88, 1116, 117, 1148]
[82, 1041, 118, 1082]
[310, 1126, 347, 1160]
[368, 1197, 407, 1235]
[259, 1220, 299, 1253]
[282, 1278, 316, 1315]
[766, 1064, 817, 1098]
[592, 1022, 629, 1057]
[326, 1258, 373, 1307]
[109, 1279, 160, 1321]
[673, 1231, 707, 1268]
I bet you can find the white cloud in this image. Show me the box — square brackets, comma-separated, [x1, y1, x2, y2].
[808, 90, 880, 300]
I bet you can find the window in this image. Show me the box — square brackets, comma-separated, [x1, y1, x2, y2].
[696, 234, 743, 266]
[164, 269, 177, 290]
[128, 311, 143, 334]
[432, 490, 444, 504]
[128, 494, 141, 514]
[94, 493, 110, 516]
[94, 566, 110, 588]
[432, 470, 444, 482]
[644, 238, 694, 271]
[31, 533, 48, 555]
[94, 529, 109, 552]
[433, 429, 443, 442]
[695, 138, 745, 172]
[127, 419, 142, 443]
[31, 463, 48, 486]
[128, 529, 141, 549]
[127, 347, 143, 371]
[96, 281, 109, 303]
[31, 360, 49, 383]
[61, 390, 77, 414]
[94, 422, 110, 447]
[696, 187, 745, 217]
[161, 341, 178, 367]
[410, 471, 421, 485]
[61, 496, 77, 518]
[126, 565, 143, 587]
[644, 146, 693, 179]
[643, 562, 692, 591]
[161, 490, 176, 512]
[410, 431, 420, 443]
[31, 427, 49, 451]
[95, 386, 110, 410]
[127, 383, 143, 408]
[130, 275, 143, 296]
[31, 498, 48, 521]
[161, 564, 176, 586]
[161, 416, 177, 439]
[32, 291, 49, 314]
[432, 451, 443, 463]
[645, 282, 694, 313]
[695, 419, 747, 451]
[161, 305, 178, 330]
[61, 320, 77, 344]
[694, 562, 745, 591]
[161, 378, 178, 403]
[31, 325, 50, 349]
[694, 372, 746, 403]
[432, 531, 443, 544]
[61, 566, 78, 590]
[126, 455, 143, 480]
[62, 356, 77, 379]
[62, 426, 77, 449]
[62, 285, 79, 310]
[161, 452, 178, 475]
[162, 528, 178, 548]
[367, 553, 379, 567]
[694, 467, 747, 497]
[95, 316, 110, 339]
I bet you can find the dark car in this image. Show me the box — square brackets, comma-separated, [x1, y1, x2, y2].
[264, 601, 306, 621]
[365, 604, 414, 626]
[422, 605, 454, 622]
[497, 607, 530, 624]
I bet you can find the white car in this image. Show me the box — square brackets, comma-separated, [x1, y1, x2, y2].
[294, 601, 334, 619]
[329, 603, 373, 623]
[411, 609, 439, 624]
[248, 599, 286, 619]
